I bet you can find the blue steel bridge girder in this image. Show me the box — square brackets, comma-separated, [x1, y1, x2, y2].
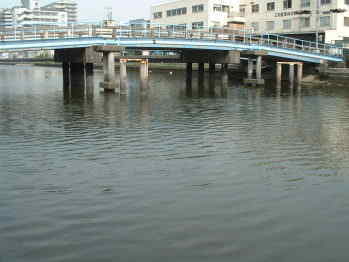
[0, 37, 344, 64]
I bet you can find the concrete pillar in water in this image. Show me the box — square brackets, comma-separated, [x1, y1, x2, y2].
[289, 64, 295, 87]
[297, 63, 303, 84]
[198, 63, 204, 86]
[256, 56, 262, 80]
[101, 52, 117, 92]
[119, 59, 128, 93]
[247, 58, 253, 79]
[70, 62, 85, 97]
[276, 63, 282, 87]
[209, 62, 216, 91]
[140, 59, 149, 91]
[86, 63, 94, 98]
[62, 62, 70, 88]
[186, 62, 193, 89]
[221, 64, 228, 97]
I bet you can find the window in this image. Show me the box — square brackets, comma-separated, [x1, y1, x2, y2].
[166, 7, 187, 17]
[153, 12, 162, 19]
[267, 2, 275, 11]
[300, 17, 310, 27]
[240, 7, 245, 14]
[192, 4, 204, 13]
[345, 17, 349, 26]
[346, 0, 349, 4]
[251, 22, 259, 31]
[321, 0, 331, 4]
[213, 4, 230, 12]
[266, 21, 275, 30]
[192, 21, 204, 29]
[283, 0, 292, 9]
[283, 19, 292, 29]
[252, 4, 259, 13]
[300, 0, 310, 8]
[320, 16, 330, 26]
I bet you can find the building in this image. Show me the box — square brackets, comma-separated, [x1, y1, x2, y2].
[150, 0, 245, 30]
[242, 0, 349, 44]
[0, 8, 14, 29]
[12, 7, 68, 27]
[21, 0, 40, 10]
[41, 0, 78, 24]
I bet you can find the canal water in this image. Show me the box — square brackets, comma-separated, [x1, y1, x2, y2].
[1, 65, 349, 262]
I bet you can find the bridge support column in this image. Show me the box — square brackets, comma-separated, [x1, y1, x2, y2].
[289, 64, 295, 87]
[244, 57, 265, 86]
[198, 63, 204, 86]
[297, 63, 303, 84]
[209, 62, 216, 89]
[140, 59, 149, 90]
[86, 63, 94, 97]
[276, 62, 282, 87]
[221, 64, 228, 86]
[62, 62, 70, 88]
[256, 56, 262, 80]
[101, 52, 117, 92]
[70, 63, 86, 97]
[120, 59, 128, 94]
[186, 62, 193, 88]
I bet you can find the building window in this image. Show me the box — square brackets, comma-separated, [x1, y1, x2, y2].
[192, 21, 204, 29]
[153, 12, 162, 19]
[300, 17, 310, 27]
[192, 4, 204, 13]
[283, 19, 292, 29]
[251, 22, 259, 31]
[266, 21, 275, 30]
[252, 4, 259, 13]
[240, 7, 245, 15]
[346, 0, 349, 4]
[321, 0, 331, 4]
[344, 17, 349, 26]
[320, 16, 330, 26]
[213, 4, 229, 12]
[283, 0, 292, 9]
[267, 2, 275, 11]
[166, 7, 187, 17]
[300, 0, 311, 8]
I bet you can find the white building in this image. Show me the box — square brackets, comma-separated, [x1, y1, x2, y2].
[242, 0, 349, 43]
[150, 0, 245, 30]
[41, 0, 78, 24]
[13, 7, 68, 27]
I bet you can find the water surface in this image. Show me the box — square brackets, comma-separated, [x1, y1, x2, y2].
[1, 65, 349, 262]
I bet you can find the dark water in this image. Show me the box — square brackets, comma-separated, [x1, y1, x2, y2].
[1, 65, 349, 262]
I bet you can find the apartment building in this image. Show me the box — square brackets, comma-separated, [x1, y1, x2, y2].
[150, 0, 245, 30]
[242, 0, 349, 43]
[42, 0, 78, 24]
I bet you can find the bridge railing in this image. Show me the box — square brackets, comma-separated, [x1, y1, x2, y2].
[0, 22, 343, 57]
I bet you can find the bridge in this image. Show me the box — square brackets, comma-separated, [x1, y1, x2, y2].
[0, 22, 344, 91]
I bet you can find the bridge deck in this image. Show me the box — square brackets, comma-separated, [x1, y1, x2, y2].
[0, 23, 344, 64]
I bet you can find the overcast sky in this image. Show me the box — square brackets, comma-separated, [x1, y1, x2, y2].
[1, 0, 160, 22]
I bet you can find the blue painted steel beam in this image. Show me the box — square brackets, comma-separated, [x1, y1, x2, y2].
[0, 37, 343, 63]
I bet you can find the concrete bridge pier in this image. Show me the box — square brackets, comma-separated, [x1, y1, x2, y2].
[86, 63, 94, 98]
[221, 64, 229, 86]
[209, 62, 216, 90]
[140, 59, 149, 91]
[186, 62, 193, 89]
[243, 56, 265, 86]
[70, 62, 86, 97]
[101, 52, 118, 92]
[198, 63, 204, 87]
[276, 62, 303, 88]
[119, 59, 128, 94]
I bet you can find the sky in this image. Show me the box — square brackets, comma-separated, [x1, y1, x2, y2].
[1, 0, 160, 22]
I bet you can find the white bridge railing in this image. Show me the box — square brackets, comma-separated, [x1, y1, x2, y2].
[0, 22, 343, 58]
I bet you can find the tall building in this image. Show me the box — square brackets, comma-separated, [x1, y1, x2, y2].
[240, 0, 349, 44]
[42, 0, 78, 24]
[0, 8, 14, 29]
[150, 0, 245, 30]
[21, 0, 40, 10]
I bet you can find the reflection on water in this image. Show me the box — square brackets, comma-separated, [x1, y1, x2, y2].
[1, 65, 349, 262]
